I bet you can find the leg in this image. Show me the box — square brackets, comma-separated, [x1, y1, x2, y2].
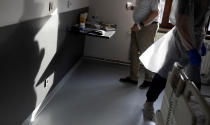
[145, 39, 180, 101]
[136, 23, 158, 53]
[143, 31, 180, 120]
[143, 74, 167, 120]
[120, 31, 139, 84]
[146, 74, 167, 102]
[137, 23, 158, 87]
[144, 69, 154, 82]
[129, 31, 140, 81]
[143, 29, 190, 120]
[139, 69, 154, 89]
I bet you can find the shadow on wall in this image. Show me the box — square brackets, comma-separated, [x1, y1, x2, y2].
[0, 1, 89, 124]
[36, 8, 88, 93]
[0, 0, 49, 124]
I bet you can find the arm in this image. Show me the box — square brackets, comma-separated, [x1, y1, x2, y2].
[175, 0, 201, 67]
[175, 0, 195, 51]
[141, 10, 159, 25]
[176, 14, 195, 51]
[141, 0, 159, 25]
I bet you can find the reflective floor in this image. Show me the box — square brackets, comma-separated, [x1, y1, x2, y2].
[32, 59, 163, 125]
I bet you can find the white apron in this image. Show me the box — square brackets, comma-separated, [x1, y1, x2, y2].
[139, 29, 174, 73]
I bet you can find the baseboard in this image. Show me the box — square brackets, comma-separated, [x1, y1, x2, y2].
[22, 58, 83, 125]
[83, 56, 130, 66]
[83, 56, 145, 69]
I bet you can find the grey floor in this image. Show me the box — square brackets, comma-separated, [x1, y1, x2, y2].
[32, 59, 163, 125]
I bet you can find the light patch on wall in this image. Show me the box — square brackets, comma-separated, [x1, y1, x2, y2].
[208, 24, 210, 31]
[30, 103, 42, 122]
[51, 8, 58, 16]
[29, 72, 55, 123]
[24, 9, 59, 122]
[56, 0, 90, 13]
[34, 8, 59, 106]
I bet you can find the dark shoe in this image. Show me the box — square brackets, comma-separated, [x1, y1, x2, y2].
[139, 81, 152, 89]
[120, 77, 138, 85]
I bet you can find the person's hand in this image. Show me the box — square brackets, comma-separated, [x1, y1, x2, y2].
[200, 43, 206, 56]
[187, 49, 201, 67]
[131, 24, 140, 32]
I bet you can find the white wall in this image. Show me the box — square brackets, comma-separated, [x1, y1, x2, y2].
[84, 0, 134, 62]
[0, 0, 90, 27]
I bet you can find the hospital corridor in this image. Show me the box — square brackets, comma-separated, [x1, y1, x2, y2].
[1, 0, 210, 125]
